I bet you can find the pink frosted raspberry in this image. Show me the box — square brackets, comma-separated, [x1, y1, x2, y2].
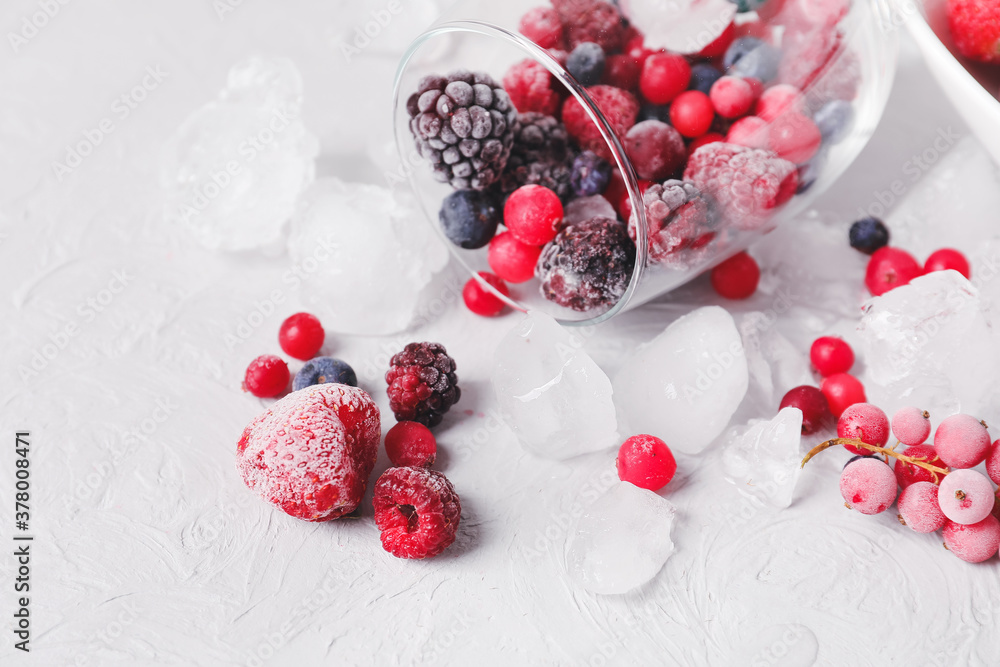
[897, 482, 947, 533]
[987, 440, 1000, 485]
[840, 457, 897, 515]
[518, 7, 565, 49]
[562, 85, 639, 160]
[552, 0, 626, 52]
[236, 384, 381, 521]
[933, 414, 992, 469]
[943, 516, 1000, 563]
[891, 407, 932, 447]
[683, 142, 797, 230]
[628, 179, 716, 265]
[893, 444, 948, 488]
[503, 59, 562, 115]
[939, 469, 996, 525]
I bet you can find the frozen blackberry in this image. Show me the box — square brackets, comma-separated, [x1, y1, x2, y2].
[385, 342, 460, 428]
[567, 42, 606, 86]
[500, 112, 576, 200]
[570, 151, 612, 196]
[849, 217, 890, 255]
[406, 70, 519, 190]
[439, 189, 502, 249]
[628, 180, 716, 265]
[536, 217, 636, 312]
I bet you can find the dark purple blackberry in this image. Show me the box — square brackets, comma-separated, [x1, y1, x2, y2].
[570, 150, 611, 197]
[499, 112, 576, 200]
[536, 217, 635, 312]
[628, 180, 716, 265]
[385, 342, 460, 428]
[406, 71, 519, 191]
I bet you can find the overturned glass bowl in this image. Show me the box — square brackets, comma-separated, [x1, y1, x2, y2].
[393, 0, 898, 325]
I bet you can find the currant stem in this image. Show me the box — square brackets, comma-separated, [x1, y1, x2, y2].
[800, 437, 951, 479]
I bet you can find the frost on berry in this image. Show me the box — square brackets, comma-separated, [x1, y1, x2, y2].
[562, 85, 639, 160]
[628, 180, 716, 267]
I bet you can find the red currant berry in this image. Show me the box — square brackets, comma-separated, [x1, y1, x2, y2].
[639, 52, 691, 105]
[709, 76, 754, 119]
[688, 132, 725, 157]
[768, 112, 821, 164]
[463, 272, 510, 317]
[696, 21, 735, 58]
[669, 90, 715, 138]
[488, 231, 542, 284]
[602, 54, 642, 90]
[726, 115, 768, 149]
[625, 34, 655, 67]
[754, 84, 805, 121]
[943, 516, 1000, 563]
[865, 247, 923, 296]
[616, 434, 677, 491]
[939, 469, 995, 525]
[244, 354, 290, 398]
[934, 414, 991, 469]
[820, 372, 865, 418]
[897, 481, 947, 533]
[837, 403, 890, 456]
[384, 421, 437, 468]
[893, 444, 948, 488]
[840, 457, 897, 515]
[710, 251, 760, 300]
[987, 439, 1000, 486]
[504, 185, 563, 246]
[924, 248, 970, 279]
[809, 336, 854, 376]
[278, 312, 325, 360]
[891, 406, 931, 447]
[779, 385, 833, 435]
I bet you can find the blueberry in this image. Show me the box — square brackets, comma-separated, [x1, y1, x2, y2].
[726, 0, 769, 12]
[844, 454, 874, 470]
[689, 63, 722, 95]
[849, 217, 890, 255]
[571, 151, 612, 197]
[567, 42, 606, 87]
[723, 36, 764, 70]
[796, 150, 826, 194]
[293, 357, 357, 391]
[813, 100, 854, 144]
[730, 43, 782, 82]
[637, 103, 671, 124]
[438, 189, 501, 249]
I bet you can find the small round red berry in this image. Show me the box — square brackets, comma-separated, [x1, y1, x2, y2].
[616, 434, 677, 492]
[897, 481, 947, 533]
[891, 406, 931, 446]
[696, 21, 735, 58]
[820, 372, 865, 418]
[625, 34, 655, 66]
[639, 52, 691, 105]
[837, 402, 889, 456]
[809, 336, 854, 377]
[987, 439, 1000, 485]
[865, 247, 923, 296]
[942, 516, 1000, 563]
[924, 248, 971, 279]
[779, 385, 833, 435]
[710, 251, 760, 300]
[602, 53, 641, 90]
[243, 354, 290, 398]
[840, 457, 898, 515]
[488, 231, 542, 284]
[384, 421, 437, 468]
[726, 115, 768, 149]
[669, 90, 715, 138]
[709, 76, 754, 119]
[768, 112, 821, 164]
[616, 178, 654, 220]
[933, 414, 991, 469]
[939, 469, 995, 525]
[687, 132, 725, 157]
[278, 312, 325, 360]
[744, 76, 764, 99]
[463, 272, 510, 317]
[894, 444, 948, 488]
[754, 84, 805, 121]
[504, 185, 563, 246]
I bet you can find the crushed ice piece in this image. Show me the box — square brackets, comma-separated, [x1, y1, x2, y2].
[287, 177, 448, 336]
[492, 312, 619, 459]
[613, 306, 748, 455]
[738, 311, 813, 415]
[619, 0, 737, 54]
[565, 481, 676, 595]
[564, 195, 617, 224]
[162, 57, 319, 251]
[722, 407, 803, 509]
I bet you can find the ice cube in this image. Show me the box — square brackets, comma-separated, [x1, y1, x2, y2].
[619, 0, 736, 54]
[162, 57, 319, 252]
[564, 195, 617, 225]
[722, 408, 803, 509]
[858, 270, 1000, 424]
[738, 312, 813, 416]
[613, 306, 749, 455]
[287, 177, 449, 336]
[565, 481, 676, 595]
[492, 312, 619, 460]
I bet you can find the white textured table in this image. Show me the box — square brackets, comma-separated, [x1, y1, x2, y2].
[2, 1, 999, 665]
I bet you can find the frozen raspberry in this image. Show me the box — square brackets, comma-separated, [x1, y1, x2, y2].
[669, 90, 715, 138]
[567, 42, 606, 86]
[897, 482, 947, 533]
[894, 445, 948, 488]
[840, 457, 898, 515]
[628, 179, 714, 264]
[602, 53, 642, 91]
[849, 216, 890, 255]
[924, 248, 971, 279]
[505, 184, 564, 246]
[988, 440, 1000, 485]
[562, 85, 640, 160]
[536, 217, 636, 311]
[768, 112, 822, 164]
[373, 466, 461, 559]
[552, 0, 626, 52]
[939, 469, 995, 525]
[943, 516, 1000, 563]
[624, 120, 687, 181]
[710, 76, 754, 119]
[892, 407, 932, 447]
[385, 342, 460, 428]
[384, 422, 437, 468]
[503, 59, 562, 115]
[810, 336, 854, 377]
[236, 383, 380, 520]
[934, 414, 991, 469]
[571, 150, 612, 197]
[500, 112, 576, 200]
[683, 142, 797, 230]
[463, 272, 510, 317]
[244, 355, 290, 398]
[864, 247, 923, 296]
[489, 230, 543, 283]
[639, 52, 692, 105]
[278, 312, 325, 360]
[779, 385, 833, 435]
[518, 6, 565, 49]
[947, 0, 1000, 63]
[616, 434, 677, 491]
[711, 251, 760, 300]
[820, 372, 865, 418]
[407, 71, 518, 190]
[837, 402, 889, 456]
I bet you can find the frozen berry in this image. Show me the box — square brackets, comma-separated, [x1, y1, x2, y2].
[840, 457, 898, 515]
[943, 516, 1000, 562]
[892, 407, 932, 447]
[629, 179, 714, 264]
[865, 247, 922, 296]
[488, 231, 543, 284]
[689, 63, 723, 95]
[386, 342, 460, 428]
[710, 251, 759, 299]
[754, 84, 805, 121]
[571, 150, 612, 197]
[688, 132, 725, 156]
[849, 217, 890, 255]
[810, 336, 854, 377]
[373, 466, 461, 559]
[504, 184, 564, 246]
[278, 312, 325, 361]
[293, 357, 357, 391]
[730, 42, 782, 82]
[384, 421, 437, 468]
[439, 189, 502, 249]
[924, 248, 971, 279]
[639, 52, 691, 105]
[236, 383, 380, 520]
[697, 20, 736, 58]
[897, 482, 947, 533]
[503, 59, 561, 115]
[813, 99, 853, 143]
[988, 440, 1000, 485]
[768, 112, 821, 164]
[463, 272, 510, 317]
[669, 90, 715, 138]
[244, 355, 290, 398]
[616, 434, 677, 491]
[562, 85, 639, 159]
[567, 42, 606, 86]
[947, 0, 1000, 64]
[724, 36, 764, 69]
[820, 372, 865, 418]
[726, 115, 769, 149]
[934, 414, 991, 469]
[939, 469, 995, 525]
[553, 0, 626, 51]
[894, 444, 948, 488]
[616, 178, 653, 222]
[602, 53, 642, 90]
[518, 6, 564, 49]
[709, 76, 754, 119]
[499, 112, 576, 201]
[837, 403, 890, 456]
[624, 120, 686, 181]
[779, 385, 834, 435]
